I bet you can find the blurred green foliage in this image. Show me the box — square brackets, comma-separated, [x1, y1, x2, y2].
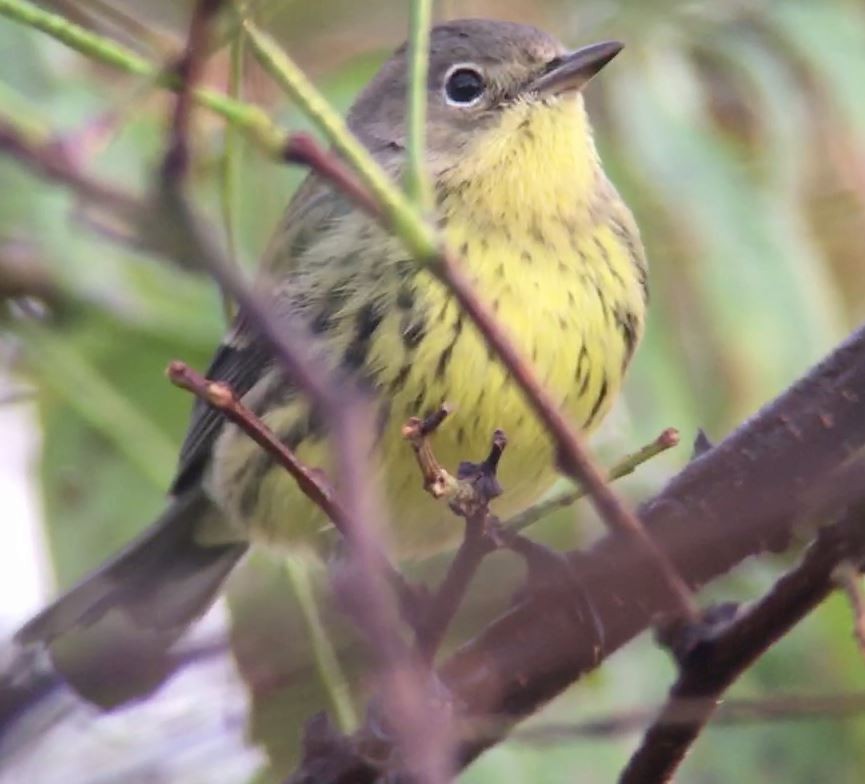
[2, 0, 865, 782]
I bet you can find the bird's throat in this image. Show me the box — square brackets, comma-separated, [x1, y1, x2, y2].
[436, 96, 602, 231]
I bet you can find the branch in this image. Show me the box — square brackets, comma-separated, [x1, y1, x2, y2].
[238, 15, 439, 261]
[504, 428, 679, 534]
[0, 119, 140, 218]
[402, 412, 504, 660]
[166, 361, 342, 522]
[619, 503, 865, 783]
[160, 10, 450, 783]
[161, 0, 224, 179]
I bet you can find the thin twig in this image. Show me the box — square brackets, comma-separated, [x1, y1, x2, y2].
[162, 0, 223, 179]
[218, 22, 246, 322]
[239, 13, 438, 260]
[415, 520, 494, 661]
[329, 401, 454, 784]
[403, 411, 503, 659]
[284, 133, 384, 218]
[0, 119, 140, 217]
[72, 0, 178, 57]
[401, 404, 457, 499]
[505, 428, 680, 533]
[285, 556, 359, 732]
[166, 360, 343, 522]
[402, 410, 507, 660]
[405, 0, 434, 209]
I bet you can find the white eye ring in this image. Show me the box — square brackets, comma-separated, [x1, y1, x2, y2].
[443, 63, 486, 107]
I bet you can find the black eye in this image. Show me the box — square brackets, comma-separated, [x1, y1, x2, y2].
[444, 67, 485, 106]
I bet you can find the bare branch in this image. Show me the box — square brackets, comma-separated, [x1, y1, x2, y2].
[504, 427, 680, 534]
[161, 0, 224, 180]
[619, 503, 865, 784]
[435, 324, 865, 771]
[0, 120, 141, 220]
[166, 360, 342, 522]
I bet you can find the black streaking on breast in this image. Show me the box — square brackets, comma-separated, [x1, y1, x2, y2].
[343, 301, 385, 369]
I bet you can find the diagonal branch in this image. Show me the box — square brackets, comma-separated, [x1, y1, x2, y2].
[437, 323, 865, 770]
[166, 361, 342, 522]
[0, 0, 286, 155]
[619, 503, 865, 783]
[0, 119, 141, 218]
[503, 428, 679, 534]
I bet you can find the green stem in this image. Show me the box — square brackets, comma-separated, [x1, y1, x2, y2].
[239, 16, 440, 263]
[505, 429, 680, 534]
[0, 0, 284, 156]
[405, 0, 433, 209]
[285, 556, 358, 732]
[218, 27, 246, 323]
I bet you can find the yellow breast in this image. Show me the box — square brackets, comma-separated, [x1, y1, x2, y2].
[210, 94, 647, 559]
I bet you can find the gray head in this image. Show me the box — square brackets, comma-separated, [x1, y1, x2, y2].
[347, 19, 622, 163]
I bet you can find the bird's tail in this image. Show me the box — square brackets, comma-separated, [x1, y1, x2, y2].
[15, 490, 247, 647]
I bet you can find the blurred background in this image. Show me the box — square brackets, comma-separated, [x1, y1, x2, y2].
[2, 0, 865, 782]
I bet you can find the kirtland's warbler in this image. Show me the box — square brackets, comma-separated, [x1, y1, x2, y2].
[18, 19, 648, 648]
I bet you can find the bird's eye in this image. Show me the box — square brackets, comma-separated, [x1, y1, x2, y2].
[444, 66, 485, 106]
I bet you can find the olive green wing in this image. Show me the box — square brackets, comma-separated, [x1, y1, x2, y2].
[170, 175, 350, 494]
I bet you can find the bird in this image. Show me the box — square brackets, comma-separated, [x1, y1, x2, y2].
[17, 19, 648, 656]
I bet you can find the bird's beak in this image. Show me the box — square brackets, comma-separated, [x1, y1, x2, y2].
[526, 40, 623, 97]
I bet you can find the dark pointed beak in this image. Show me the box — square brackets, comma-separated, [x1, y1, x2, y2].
[526, 40, 623, 97]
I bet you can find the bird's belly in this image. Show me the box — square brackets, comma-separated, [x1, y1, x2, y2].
[372, 285, 624, 556]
